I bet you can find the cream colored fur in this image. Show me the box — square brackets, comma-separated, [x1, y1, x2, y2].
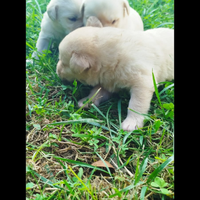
[81, 0, 143, 31]
[56, 27, 174, 131]
[32, 0, 83, 59]
[79, 0, 144, 109]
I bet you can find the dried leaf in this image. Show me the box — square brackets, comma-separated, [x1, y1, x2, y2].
[91, 160, 114, 169]
[91, 160, 115, 176]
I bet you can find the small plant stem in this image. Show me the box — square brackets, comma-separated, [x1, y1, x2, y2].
[112, 146, 134, 177]
[145, 191, 154, 199]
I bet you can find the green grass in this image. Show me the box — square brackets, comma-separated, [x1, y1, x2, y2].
[26, 0, 174, 199]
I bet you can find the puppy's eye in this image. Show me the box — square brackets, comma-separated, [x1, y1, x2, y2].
[68, 17, 77, 22]
[112, 20, 116, 24]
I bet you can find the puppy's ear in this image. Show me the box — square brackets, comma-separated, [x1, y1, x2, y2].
[86, 16, 103, 27]
[123, 0, 130, 17]
[47, 5, 58, 21]
[80, 2, 85, 17]
[70, 53, 90, 74]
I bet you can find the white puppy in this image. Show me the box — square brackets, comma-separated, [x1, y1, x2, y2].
[79, 0, 144, 107]
[32, 0, 83, 59]
[56, 26, 174, 131]
[81, 0, 143, 31]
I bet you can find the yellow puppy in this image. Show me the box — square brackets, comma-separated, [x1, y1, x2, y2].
[81, 0, 143, 31]
[56, 26, 174, 131]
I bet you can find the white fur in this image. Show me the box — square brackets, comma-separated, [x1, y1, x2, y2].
[56, 27, 174, 131]
[79, 0, 144, 109]
[81, 0, 143, 31]
[32, 0, 83, 59]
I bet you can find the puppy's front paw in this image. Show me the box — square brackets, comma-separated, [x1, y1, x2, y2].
[121, 117, 143, 132]
[32, 51, 39, 60]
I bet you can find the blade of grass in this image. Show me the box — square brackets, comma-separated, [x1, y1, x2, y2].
[26, 41, 35, 50]
[157, 22, 174, 28]
[106, 104, 114, 137]
[140, 186, 148, 200]
[147, 155, 174, 184]
[62, 179, 74, 195]
[92, 104, 119, 133]
[33, 0, 42, 15]
[134, 156, 140, 183]
[156, 129, 166, 157]
[116, 148, 120, 168]
[26, 73, 35, 94]
[128, 108, 151, 120]
[123, 131, 135, 144]
[146, 0, 158, 13]
[148, 8, 159, 15]
[44, 164, 57, 183]
[96, 152, 113, 177]
[68, 165, 97, 200]
[53, 156, 110, 174]
[109, 181, 145, 198]
[159, 83, 174, 95]
[56, 160, 73, 183]
[46, 190, 59, 200]
[134, 149, 152, 185]
[86, 167, 97, 185]
[91, 103, 106, 119]
[87, 121, 118, 134]
[32, 140, 49, 161]
[75, 87, 101, 114]
[118, 99, 122, 129]
[48, 118, 103, 126]
[152, 71, 165, 118]
[30, 169, 64, 190]
[72, 133, 108, 140]
[118, 154, 137, 170]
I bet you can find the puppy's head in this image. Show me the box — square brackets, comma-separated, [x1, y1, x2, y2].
[81, 0, 130, 28]
[56, 27, 101, 86]
[47, 0, 83, 34]
[56, 52, 99, 86]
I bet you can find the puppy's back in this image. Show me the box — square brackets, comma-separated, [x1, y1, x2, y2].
[144, 28, 174, 82]
[59, 27, 174, 83]
[96, 27, 174, 84]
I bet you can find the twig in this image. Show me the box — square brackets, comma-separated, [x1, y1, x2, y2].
[52, 140, 92, 149]
[26, 128, 36, 143]
[44, 188, 57, 191]
[103, 140, 112, 160]
[145, 161, 160, 172]
[112, 146, 134, 177]
[102, 191, 109, 197]
[56, 147, 70, 153]
[100, 174, 113, 186]
[109, 158, 120, 170]
[53, 140, 81, 147]
[145, 191, 154, 199]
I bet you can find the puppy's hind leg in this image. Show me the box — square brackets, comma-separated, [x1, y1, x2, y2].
[122, 81, 154, 132]
[78, 85, 112, 108]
